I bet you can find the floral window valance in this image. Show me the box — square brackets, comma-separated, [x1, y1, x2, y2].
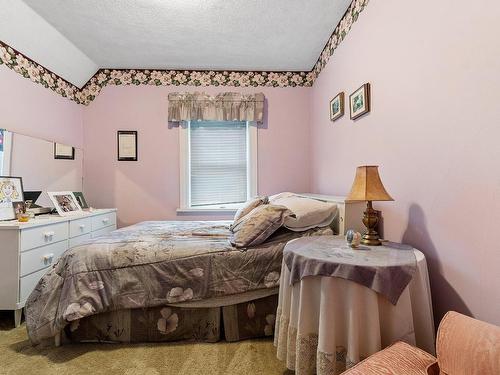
[168, 92, 265, 124]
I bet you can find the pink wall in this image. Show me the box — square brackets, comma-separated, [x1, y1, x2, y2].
[83, 85, 311, 227]
[310, 0, 500, 325]
[0, 66, 83, 147]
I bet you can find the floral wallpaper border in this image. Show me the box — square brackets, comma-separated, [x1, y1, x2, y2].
[79, 69, 314, 105]
[0, 0, 369, 106]
[0, 41, 83, 103]
[311, 0, 369, 77]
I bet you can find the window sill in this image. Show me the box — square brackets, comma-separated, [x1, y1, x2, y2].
[176, 205, 240, 215]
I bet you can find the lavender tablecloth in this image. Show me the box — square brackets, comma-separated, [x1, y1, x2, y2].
[283, 236, 417, 305]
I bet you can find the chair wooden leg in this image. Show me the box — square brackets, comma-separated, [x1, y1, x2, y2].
[14, 309, 22, 328]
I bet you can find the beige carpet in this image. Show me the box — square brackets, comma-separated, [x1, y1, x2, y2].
[0, 312, 290, 375]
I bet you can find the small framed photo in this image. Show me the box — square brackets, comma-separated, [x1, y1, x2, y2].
[73, 191, 89, 209]
[329, 92, 344, 121]
[117, 131, 138, 161]
[0, 176, 24, 221]
[349, 83, 371, 120]
[13, 201, 26, 216]
[48, 191, 83, 216]
[54, 143, 75, 160]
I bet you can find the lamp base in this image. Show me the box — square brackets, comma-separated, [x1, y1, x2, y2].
[361, 232, 382, 246]
[361, 201, 382, 246]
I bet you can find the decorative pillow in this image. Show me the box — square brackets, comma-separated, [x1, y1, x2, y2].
[230, 204, 294, 248]
[268, 192, 295, 201]
[270, 194, 337, 231]
[233, 196, 269, 222]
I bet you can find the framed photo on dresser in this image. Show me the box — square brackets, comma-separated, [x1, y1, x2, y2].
[0, 176, 24, 220]
[73, 191, 89, 209]
[48, 191, 83, 216]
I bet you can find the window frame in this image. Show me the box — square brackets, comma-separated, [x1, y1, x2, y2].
[178, 120, 258, 213]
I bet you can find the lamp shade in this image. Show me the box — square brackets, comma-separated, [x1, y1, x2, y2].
[346, 166, 394, 202]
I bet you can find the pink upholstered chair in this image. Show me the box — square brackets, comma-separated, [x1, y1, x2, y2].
[343, 311, 500, 375]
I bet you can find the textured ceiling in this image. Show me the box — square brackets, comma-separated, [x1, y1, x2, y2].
[18, 0, 351, 84]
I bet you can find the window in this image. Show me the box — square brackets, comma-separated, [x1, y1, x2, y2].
[179, 120, 257, 211]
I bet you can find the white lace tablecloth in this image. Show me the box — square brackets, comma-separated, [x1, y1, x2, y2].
[274, 236, 435, 375]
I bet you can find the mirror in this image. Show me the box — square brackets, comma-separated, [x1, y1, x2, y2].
[0, 128, 83, 209]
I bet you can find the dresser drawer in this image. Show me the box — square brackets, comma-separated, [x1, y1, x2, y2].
[91, 225, 116, 238]
[20, 222, 69, 251]
[69, 233, 92, 248]
[69, 217, 92, 238]
[20, 240, 67, 277]
[91, 212, 116, 231]
[19, 267, 49, 302]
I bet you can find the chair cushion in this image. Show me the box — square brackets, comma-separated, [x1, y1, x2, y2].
[343, 341, 436, 375]
[436, 311, 500, 375]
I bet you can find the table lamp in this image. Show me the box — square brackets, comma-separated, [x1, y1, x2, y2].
[346, 166, 393, 246]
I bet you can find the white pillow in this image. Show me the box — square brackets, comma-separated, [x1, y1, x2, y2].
[268, 192, 296, 201]
[270, 194, 337, 231]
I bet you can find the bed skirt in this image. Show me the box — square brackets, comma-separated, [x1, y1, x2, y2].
[61, 294, 278, 344]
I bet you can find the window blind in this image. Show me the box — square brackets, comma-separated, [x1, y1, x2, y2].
[189, 121, 248, 206]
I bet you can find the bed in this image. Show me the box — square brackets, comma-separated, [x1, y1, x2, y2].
[25, 194, 364, 346]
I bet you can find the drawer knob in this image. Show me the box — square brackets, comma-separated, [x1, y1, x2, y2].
[44, 231, 55, 240]
[42, 253, 54, 264]
[79, 224, 86, 230]
[102, 218, 109, 223]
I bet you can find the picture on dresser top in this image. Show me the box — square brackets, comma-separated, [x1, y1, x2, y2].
[73, 191, 89, 209]
[48, 191, 83, 216]
[0, 176, 24, 220]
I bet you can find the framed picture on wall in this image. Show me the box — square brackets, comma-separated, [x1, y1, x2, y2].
[329, 92, 344, 121]
[349, 83, 371, 120]
[48, 191, 83, 216]
[54, 143, 75, 160]
[117, 131, 138, 161]
[0, 176, 24, 220]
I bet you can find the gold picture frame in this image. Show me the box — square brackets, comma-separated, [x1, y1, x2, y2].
[329, 92, 344, 121]
[349, 83, 371, 120]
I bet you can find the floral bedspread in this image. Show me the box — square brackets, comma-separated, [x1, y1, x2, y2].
[26, 220, 331, 344]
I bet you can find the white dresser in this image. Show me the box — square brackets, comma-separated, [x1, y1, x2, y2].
[0, 209, 117, 326]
